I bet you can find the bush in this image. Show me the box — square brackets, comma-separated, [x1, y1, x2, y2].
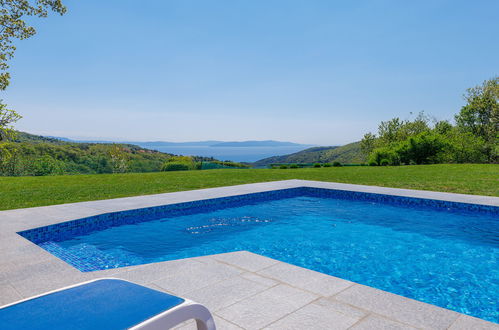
[289, 164, 299, 168]
[395, 132, 448, 165]
[210, 160, 249, 168]
[323, 163, 332, 167]
[279, 164, 288, 169]
[33, 155, 64, 176]
[313, 163, 321, 168]
[161, 162, 190, 171]
[380, 159, 390, 166]
[332, 161, 342, 167]
[369, 147, 400, 166]
[368, 160, 378, 166]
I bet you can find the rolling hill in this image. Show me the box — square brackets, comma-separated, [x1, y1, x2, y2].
[1, 132, 217, 176]
[252, 142, 366, 166]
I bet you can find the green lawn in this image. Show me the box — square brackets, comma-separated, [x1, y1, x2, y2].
[0, 164, 497, 210]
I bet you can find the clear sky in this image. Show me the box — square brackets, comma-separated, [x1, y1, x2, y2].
[3, 0, 498, 145]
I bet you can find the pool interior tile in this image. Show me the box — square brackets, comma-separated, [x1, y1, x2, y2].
[16, 186, 498, 273]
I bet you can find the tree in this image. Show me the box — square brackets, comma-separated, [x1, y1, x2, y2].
[109, 144, 130, 173]
[1, 0, 66, 90]
[395, 132, 448, 165]
[377, 117, 404, 145]
[377, 112, 431, 145]
[434, 120, 453, 135]
[0, 0, 66, 142]
[0, 102, 20, 142]
[444, 128, 487, 163]
[0, 102, 21, 161]
[455, 77, 498, 162]
[33, 154, 63, 175]
[360, 132, 376, 156]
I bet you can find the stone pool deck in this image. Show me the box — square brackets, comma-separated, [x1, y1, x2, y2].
[1, 180, 498, 329]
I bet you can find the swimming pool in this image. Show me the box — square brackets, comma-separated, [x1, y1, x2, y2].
[19, 187, 498, 322]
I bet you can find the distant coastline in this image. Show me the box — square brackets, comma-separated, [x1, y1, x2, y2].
[135, 145, 312, 162]
[46, 136, 314, 162]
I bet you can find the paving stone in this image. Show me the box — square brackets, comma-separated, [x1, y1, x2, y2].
[315, 297, 367, 319]
[217, 284, 318, 329]
[350, 315, 417, 330]
[173, 315, 243, 330]
[258, 262, 354, 296]
[240, 272, 279, 287]
[184, 275, 270, 311]
[335, 284, 460, 329]
[9, 268, 91, 299]
[449, 314, 499, 330]
[263, 298, 362, 330]
[151, 261, 242, 295]
[116, 259, 204, 284]
[0, 283, 22, 306]
[211, 316, 244, 330]
[2, 243, 54, 265]
[1, 206, 104, 230]
[212, 251, 279, 272]
[3, 258, 78, 285]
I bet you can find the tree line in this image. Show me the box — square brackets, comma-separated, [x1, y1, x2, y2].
[0, 140, 173, 176]
[361, 77, 498, 166]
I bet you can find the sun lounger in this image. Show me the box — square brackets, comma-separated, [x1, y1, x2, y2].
[0, 278, 216, 330]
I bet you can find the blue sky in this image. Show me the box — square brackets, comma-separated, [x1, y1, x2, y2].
[3, 0, 498, 144]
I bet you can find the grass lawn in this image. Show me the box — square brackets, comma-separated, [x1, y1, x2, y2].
[0, 164, 497, 210]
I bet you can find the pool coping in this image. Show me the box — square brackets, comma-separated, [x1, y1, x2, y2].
[1, 180, 498, 329]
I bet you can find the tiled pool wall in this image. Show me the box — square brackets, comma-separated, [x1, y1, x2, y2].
[18, 187, 499, 247]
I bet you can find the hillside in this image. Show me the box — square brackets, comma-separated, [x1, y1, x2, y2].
[1, 132, 215, 176]
[253, 142, 366, 166]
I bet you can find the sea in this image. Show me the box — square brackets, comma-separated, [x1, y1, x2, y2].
[134, 145, 310, 163]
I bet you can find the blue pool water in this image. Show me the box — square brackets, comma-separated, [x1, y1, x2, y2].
[22, 189, 498, 322]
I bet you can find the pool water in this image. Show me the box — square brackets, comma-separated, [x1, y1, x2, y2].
[37, 195, 497, 322]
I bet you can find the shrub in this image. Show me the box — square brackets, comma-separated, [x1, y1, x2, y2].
[279, 164, 288, 169]
[313, 163, 321, 168]
[332, 161, 342, 167]
[210, 160, 249, 168]
[368, 160, 378, 166]
[395, 132, 449, 165]
[33, 155, 64, 176]
[369, 147, 400, 166]
[161, 162, 190, 171]
[323, 163, 332, 167]
[380, 159, 390, 166]
[289, 164, 299, 168]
